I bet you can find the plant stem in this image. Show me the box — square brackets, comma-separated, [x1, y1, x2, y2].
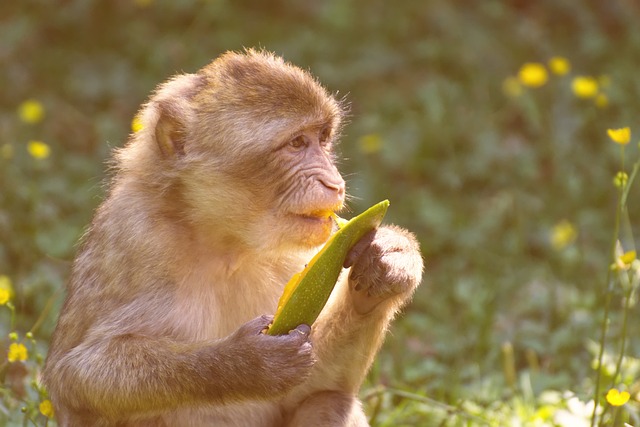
[29, 288, 62, 336]
[607, 159, 639, 421]
[592, 151, 638, 427]
[621, 160, 639, 209]
[372, 386, 491, 425]
[7, 302, 16, 332]
[590, 187, 623, 427]
[611, 284, 632, 388]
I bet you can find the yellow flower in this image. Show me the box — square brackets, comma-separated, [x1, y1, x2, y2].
[7, 343, 28, 362]
[572, 76, 599, 98]
[0, 289, 10, 305]
[131, 115, 144, 133]
[606, 389, 630, 407]
[18, 99, 45, 124]
[358, 134, 383, 154]
[595, 93, 609, 109]
[619, 250, 637, 265]
[548, 56, 570, 75]
[607, 127, 631, 145]
[27, 140, 50, 159]
[502, 77, 523, 98]
[613, 246, 637, 271]
[0, 275, 13, 304]
[618, 250, 637, 269]
[39, 400, 55, 418]
[0, 275, 12, 291]
[518, 63, 548, 88]
[613, 171, 628, 188]
[551, 220, 577, 250]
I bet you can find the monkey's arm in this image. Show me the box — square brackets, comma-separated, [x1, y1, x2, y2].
[299, 225, 423, 394]
[46, 315, 313, 421]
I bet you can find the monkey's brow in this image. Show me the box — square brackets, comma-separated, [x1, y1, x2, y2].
[287, 122, 334, 139]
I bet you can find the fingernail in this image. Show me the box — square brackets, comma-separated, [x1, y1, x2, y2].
[296, 324, 311, 335]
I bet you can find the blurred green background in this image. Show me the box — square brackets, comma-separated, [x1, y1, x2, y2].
[1, 0, 640, 425]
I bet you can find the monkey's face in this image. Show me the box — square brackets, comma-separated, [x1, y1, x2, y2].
[193, 52, 347, 250]
[142, 50, 348, 252]
[218, 119, 346, 250]
[180, 120, 345, 251]
[268, 122, 346, 248]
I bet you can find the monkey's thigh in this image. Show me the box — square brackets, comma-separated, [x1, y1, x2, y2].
[285, 391, 369, 427]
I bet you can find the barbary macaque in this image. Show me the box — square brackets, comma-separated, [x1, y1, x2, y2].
[43, 49, 423, 426]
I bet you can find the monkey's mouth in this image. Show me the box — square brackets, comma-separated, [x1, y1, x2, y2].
[294, 211, 333, 224]
[288, 209, 335, 228]
[286, 210, 336, 246]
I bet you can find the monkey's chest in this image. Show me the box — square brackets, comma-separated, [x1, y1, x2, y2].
[172, 272, 283, 341]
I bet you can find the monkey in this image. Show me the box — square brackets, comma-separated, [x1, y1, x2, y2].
[43, 49, 423, 427]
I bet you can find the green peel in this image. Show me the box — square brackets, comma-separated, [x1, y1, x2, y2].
[267, 200, 389, 335]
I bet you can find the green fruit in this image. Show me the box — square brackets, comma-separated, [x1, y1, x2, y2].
[267, 200, 389, 335]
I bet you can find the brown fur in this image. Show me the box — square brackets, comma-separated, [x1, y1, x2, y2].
[43, 49, 423, 426]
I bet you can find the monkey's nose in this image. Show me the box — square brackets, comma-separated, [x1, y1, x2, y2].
[320, 177, 346, 197]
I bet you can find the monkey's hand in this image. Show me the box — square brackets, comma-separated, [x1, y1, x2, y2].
[344, 225, 423, 315]
[220, 315, 315, 400]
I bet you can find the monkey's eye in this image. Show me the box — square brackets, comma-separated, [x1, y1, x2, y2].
[289, 135, 307, 149]
[319, 126, 331, 146]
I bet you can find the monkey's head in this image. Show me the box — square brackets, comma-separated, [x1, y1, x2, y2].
[118, 50, 347, 252]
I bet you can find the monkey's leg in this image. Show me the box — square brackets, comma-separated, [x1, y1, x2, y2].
[305, 276, 398, 391]
[285, 391, 369, 427]
[278, 275, 398, 420]
[283, 224, 422, 413]
[302, 225, 422, 390]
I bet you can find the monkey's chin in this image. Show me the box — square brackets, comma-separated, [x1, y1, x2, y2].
[288, 213, 334, 247]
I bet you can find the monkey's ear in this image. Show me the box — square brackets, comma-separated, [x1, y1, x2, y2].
[155, 109, 187, 157]
[150, 73, 203, 158]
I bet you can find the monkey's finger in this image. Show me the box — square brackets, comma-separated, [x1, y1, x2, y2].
[287, 324, 312, 343]
[348, 255, 376, 291]
[260, 314, 275, 323]
[343, 230, 376, 268]
[293, 324, 311, 336]
[240, 315, 275, 335]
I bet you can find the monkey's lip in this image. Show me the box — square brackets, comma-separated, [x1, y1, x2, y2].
[290, 210, 334, 224]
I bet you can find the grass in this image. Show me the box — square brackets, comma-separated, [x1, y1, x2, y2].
[0, 0, 639, 425]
